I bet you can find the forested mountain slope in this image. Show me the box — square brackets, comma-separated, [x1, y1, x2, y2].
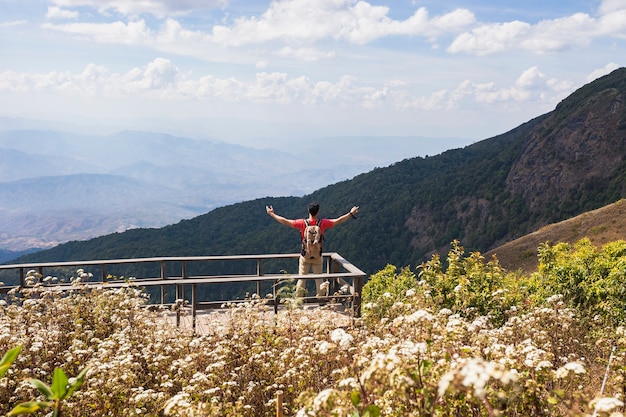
[9, 68, 626, 275]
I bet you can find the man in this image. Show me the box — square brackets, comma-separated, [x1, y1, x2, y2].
[266, 202, 359, 296]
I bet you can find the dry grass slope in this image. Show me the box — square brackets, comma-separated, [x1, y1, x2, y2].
[485, 199, 626, 274]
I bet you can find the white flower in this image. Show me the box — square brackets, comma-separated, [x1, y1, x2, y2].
[406, 309, 434, 323]
[555, 361, 586, 378]
[405, 288, 416, 297]
[591, 397, 624, 413]
[313, 388, 334, 409]
[330, 328, 353, 349]
[317, 341, 333, 355]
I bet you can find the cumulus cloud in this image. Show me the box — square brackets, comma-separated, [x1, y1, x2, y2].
[41, 0, 475, 54]
[448, 20, 530, 55]
[586, 63, 620, 82]
[209, 1, 474, 46]
[0, 59, 572, 113]
[448, 0, 626, 55]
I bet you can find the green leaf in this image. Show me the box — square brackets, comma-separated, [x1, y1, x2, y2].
[65, 367, 89, 398]
[0, 345, 22, 378]
[362, 404, 381, 417]
[8, 401, 51, 416]
[350, 390, 361, 407]
[51, 368, 69, 399]
[27, 379, 54, 400]
[420, 359, 434, 375]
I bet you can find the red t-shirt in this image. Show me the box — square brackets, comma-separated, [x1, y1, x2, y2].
[292, 218, 333, 238]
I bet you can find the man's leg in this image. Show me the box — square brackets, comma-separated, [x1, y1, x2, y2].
[311, 258, 324, 296]
[296, 256, 309, 297]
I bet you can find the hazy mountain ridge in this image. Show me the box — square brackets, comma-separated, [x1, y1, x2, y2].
[0, 127, 460, 254]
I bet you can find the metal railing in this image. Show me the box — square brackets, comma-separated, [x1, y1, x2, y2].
[0, 253, 366, 330]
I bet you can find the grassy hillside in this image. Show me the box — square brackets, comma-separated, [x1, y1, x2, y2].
[486, 199, 626, 274]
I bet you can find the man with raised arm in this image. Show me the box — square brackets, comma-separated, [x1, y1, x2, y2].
[266, 202, 359, 297]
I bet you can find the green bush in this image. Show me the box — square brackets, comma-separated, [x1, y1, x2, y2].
[536, 238, 626, 327]
[417, 240, 528, 325]
[361, 264, 420, 324]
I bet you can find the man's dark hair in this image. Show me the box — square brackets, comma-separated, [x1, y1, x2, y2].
[308, 202, 320, 216]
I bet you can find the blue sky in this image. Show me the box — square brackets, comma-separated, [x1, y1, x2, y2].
[0, 0, 624, 150]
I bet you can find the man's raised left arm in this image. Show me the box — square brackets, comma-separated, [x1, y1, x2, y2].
[330, 206, 359, 226]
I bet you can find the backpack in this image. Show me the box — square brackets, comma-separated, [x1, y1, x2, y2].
[301, 219, 324, 259]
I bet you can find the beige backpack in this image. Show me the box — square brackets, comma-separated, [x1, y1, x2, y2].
[301, 219, 323, 259]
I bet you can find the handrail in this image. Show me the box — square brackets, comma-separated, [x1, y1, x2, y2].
[0, 252, 366, 330]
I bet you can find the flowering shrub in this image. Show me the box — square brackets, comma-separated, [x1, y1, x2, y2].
[0, 240, 625, 416]
[536, 238, 626, 327]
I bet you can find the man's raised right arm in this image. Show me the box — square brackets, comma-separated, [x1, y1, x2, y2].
[266, 205, 294, 227]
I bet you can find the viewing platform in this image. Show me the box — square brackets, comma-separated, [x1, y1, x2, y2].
[0, 252, 366, 331]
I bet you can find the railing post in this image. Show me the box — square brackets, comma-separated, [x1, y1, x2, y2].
[256, 258, 262, 297]
[353, 275, 363, 317]
[192, 283, 197, 332]
[330, 257, 339, 294]
[101, 263, 106, 283]
[160, 260, 167, 305]
[276, 390, 284, 417]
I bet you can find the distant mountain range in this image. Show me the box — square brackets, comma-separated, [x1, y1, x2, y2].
[0, 124, 469, 257]
[9, 67, 626, 277]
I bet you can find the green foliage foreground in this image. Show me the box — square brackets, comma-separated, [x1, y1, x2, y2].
[2, 239, 626, 416]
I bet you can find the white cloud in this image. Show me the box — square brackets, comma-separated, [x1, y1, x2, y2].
[448, 0, 626, 56]
[586, 63, 620, 82]
[46, 6, 79, 19]
[41, 0, 475, 54]
[515, 66, 545, 89]
[0, 59, 574, 114]
[448, 20, 530, 55]
[275, 47, 336, 62]
[598, 0, 626, 14]
[210, 1, 474, 46]
[0, 20, 27, 28]
[49, 0, 227, 18]
[522, 13, 596, 53]
[42, 19, 152, 44]
[597, 8, 626, 38]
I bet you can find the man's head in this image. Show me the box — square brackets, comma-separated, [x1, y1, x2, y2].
[308, 202, 320, 216]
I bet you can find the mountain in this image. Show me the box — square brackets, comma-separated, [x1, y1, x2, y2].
[7, 68, 626, 276]
[0, 126, 468, 253]
[0, 130, 371, 251]
[0, 173, 199, 249]
[485, 199, 626, 274]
